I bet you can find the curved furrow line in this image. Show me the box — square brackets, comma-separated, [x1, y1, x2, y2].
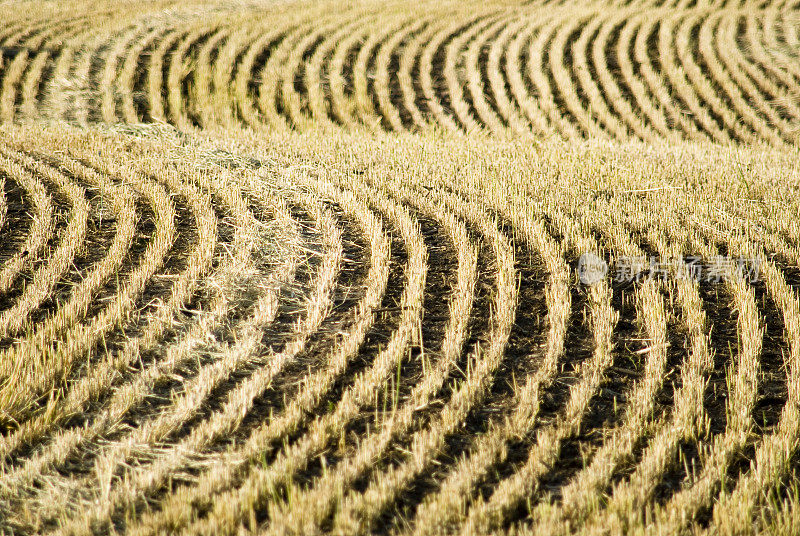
[41, 20, 102, 122]
[352, 15, 417, 131]
[145, 27, 186, 123]
[0, 149, 88, 340]
[675, 11, 761, 144]
[787, 12, 800, 46]
[0, 162, 302, 534]
[549, 13, 610, 139]
[394, 18, 440, 131]
[528, 17, 583, 140]
[46, 188, 340, 536]
[519, 197, 679, 534]
[443, 14, 503, 135]
[0, 19, 32, 49]
[190, 26, 232, 129]
[327, 20, 375, 129]
[706, 260, 800, 534]
[505, 16, 557, 137]
[736, 14, 800, 126]
[616, 14, 674, 137]
[779, 11, 799, 51]
[456, 208, 617, 535]
[0, 140, 182, 430]
[487, 16, 538, 136]
[575, 200, 716, 535]
[572, 12, 633, 140]
[17, 21, 95, 122]
[166, 24, 218, 131]
[673, 198, 800, 534]
[206, 24, 254, 129]
[123, 168, 395, 536]
[303, 18, 366, 129]
[700, 11, 789, 146]
[0, 172, 175, 428]
[0, 22, 74, 109]
[592, 10, 662, 142]
[257, 20, 320, 132]
[657, 11, 734, 143]
[0, 145, 132, 348]
[631, 15, 711, 143]
[70, 23, 132, 126]
[528, 282, 668, 536]
[408, 193, 570, 536]
[213, 7, 305, 131]
[233, 20, 300, 130]
[176, 168, 428, 536]
[301, 185, 514, 536]
[465, 15, 517, 136]
[0, 16, 92, 122]
[620, 213, 763, 536]
[266, 181, 482, 535]
[281, 14, 367, 131]
[116, 23, 175, 124]
[755, 12, 800, 129]
[98, 21, 156, 124]
[372, 17, 428, 132]
[226, 25, 270, 129]
[0, 155, 53, 296]
[214, 3, 308, 130]
[418, 16, 485, 135]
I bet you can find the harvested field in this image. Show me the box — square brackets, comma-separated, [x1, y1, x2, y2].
[1, 0, 800, 535]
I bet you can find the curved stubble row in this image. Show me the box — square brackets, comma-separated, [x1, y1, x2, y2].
[2, 2, 798, 144]
[0, 128, 307, 533]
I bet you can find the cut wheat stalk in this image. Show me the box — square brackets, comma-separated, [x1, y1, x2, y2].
[700, 11, 788, 146]
[632, 13, 710, 143]
[528, 16, 582, 140]
[176, 167, 428, 536]
[373, 17, 427, 132]
[572, 11, 631, 140]
[443, 14, 500, 134]
[505, 15, 557, 136]
[125, 168, 391, 536]
[52, 187, 340, 536]
[0, 148, 88, 340]
[409, 196, 570, 536]
[487, 16, 537, 136]
[0, 153, 53, 296]
[267, 180, 482, 535]
[457, 211, 617, 536]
